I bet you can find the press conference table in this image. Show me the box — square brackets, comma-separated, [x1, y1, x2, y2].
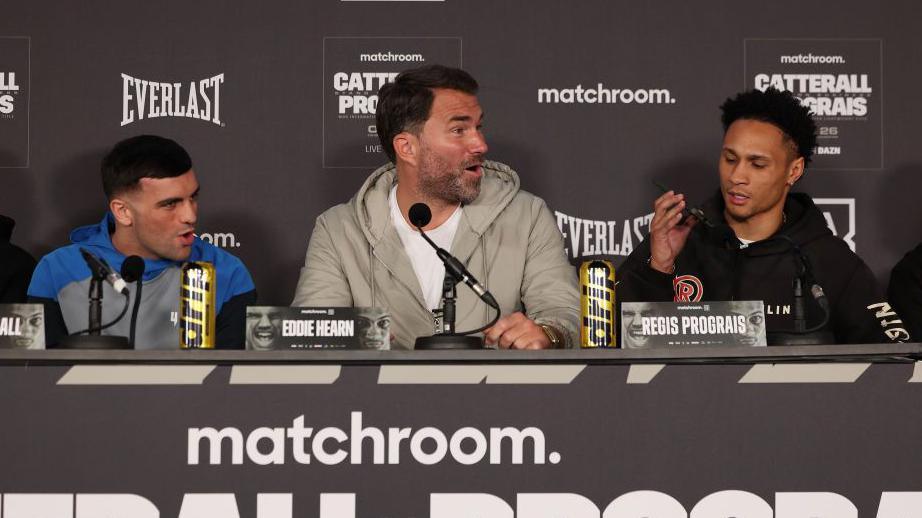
[2, 344, 922, 517]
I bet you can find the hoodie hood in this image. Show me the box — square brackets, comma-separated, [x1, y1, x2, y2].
[70, 212, 208, 282]
[697, 191, 832, 256]
[352, 160, 521, 244]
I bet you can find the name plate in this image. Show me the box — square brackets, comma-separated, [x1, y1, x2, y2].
[245, 307, 391, 351]
[621, 301, 766, 348]
[0, 303, 45, 349]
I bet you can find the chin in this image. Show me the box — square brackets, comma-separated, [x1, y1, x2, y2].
[170, 249, 194, 262]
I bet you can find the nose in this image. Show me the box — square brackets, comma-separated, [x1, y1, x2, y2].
[180, 199, 198, 226]
[469, 130, 488, 155]
[727, 163, 749, 185]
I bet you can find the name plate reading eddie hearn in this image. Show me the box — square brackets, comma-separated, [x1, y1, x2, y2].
[246, 307, 391, 351]
[621, 301, 766, 349]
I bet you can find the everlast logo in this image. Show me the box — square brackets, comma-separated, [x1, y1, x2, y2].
[0, 72, 20, 115]
[121, 73, 224, 126]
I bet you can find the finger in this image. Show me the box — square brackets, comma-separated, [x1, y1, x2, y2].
[498, 323, 531, 349]
[652, 200, 686, 234]
[483, 314, 516, 345]
[653, 192, 682, 216]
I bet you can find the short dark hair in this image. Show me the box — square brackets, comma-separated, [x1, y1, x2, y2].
[101, 135, 192, 199]
[720, 88, 817, 167]
[375, 64, 479, 163]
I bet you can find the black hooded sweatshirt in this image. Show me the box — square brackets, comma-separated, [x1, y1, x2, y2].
[618, 192, 906, 344]
[888, 244, 922, 340]
[0, 215, 37, 303]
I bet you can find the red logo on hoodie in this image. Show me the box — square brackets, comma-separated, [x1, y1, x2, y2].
[673, 275, 703, 302]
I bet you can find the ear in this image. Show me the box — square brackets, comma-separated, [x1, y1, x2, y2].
[393, 132, 419, 167]
[786, 156, 805, 186]
[109, 197, 133, 227]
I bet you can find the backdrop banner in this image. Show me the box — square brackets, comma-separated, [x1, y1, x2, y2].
[2, 1, 919, 305]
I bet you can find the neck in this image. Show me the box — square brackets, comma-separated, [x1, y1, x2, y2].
[725, 203, 786, 242]
[395, 168, 459, 232]
[111, 227, 153, 259]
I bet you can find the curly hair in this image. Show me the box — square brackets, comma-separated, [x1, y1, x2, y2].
[720, 88, 817, 167]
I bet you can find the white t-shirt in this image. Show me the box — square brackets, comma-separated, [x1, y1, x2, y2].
[389, 186, 463, 310]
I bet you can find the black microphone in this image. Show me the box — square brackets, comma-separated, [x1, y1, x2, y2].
[408, 203, 498, 308]
[764, 235, 832, 344]
[121, 256, 145, 348]
[120, 255, 145, 283]
[80, 248, 128, 295]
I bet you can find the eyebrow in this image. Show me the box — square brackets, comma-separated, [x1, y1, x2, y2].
[723, 148, 770, 161]
[157, 187, 200, 207]
[448, 111, 485, 124]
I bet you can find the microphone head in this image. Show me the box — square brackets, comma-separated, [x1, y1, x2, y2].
[408, 203, 432, 228]
[121, 255, 146, 283]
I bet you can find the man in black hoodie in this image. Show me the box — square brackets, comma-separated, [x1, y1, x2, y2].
[0, 215, 36, 303]
[619, 88, 908, 345]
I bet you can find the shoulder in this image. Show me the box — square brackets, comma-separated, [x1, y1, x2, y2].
[192, 239, 249, 273]
[891, 243, 922, 279]
[28, 244, 92, 298]
[190, 240, 255, 295]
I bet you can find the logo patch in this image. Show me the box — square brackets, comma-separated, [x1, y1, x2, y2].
[673, 275, 703, 302]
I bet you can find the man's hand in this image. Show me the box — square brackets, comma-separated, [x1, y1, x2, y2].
[483, 312, 553, 349]
[649, 191, 698, 274]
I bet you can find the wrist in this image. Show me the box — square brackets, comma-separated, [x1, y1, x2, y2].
[648, 256, 675, 274]
[538, 324, 564, 349]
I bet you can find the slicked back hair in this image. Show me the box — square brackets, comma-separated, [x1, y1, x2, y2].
[375, 65, 479, 163]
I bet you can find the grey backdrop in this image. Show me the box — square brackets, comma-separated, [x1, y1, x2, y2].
[1, 1, 918, 305]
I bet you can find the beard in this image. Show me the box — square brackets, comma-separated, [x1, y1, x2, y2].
[417, 147, 482, 205]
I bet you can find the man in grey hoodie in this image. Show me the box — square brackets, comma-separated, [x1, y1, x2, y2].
[293, 65, 578, 349]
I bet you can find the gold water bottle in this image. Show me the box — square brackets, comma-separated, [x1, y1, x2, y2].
[580, 260, 615, 348]
[180, 262, 216, 349]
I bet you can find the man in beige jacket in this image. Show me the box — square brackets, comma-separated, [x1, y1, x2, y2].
[293, 65, 578, 349]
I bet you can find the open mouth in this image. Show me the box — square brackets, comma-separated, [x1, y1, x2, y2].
[254, 330, 275, 341]
[179, 231, 195, 246]
[629, 328, 649, 342]
[464, 163, 483, 175]
[727, 191, 750, 205]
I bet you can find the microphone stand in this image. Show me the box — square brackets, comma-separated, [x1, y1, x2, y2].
[59, 270, 131, 350]
[408, 202, 500, 350]
[766, 237, 834, 346]
[415, 271, 485, 350]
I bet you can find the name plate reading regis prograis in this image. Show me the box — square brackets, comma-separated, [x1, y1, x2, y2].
[245, 306, 391, 351]
[621, 301, 766, 348]
[0, 303, 45, 349]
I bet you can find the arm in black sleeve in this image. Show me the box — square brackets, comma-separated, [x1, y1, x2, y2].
[888, 247, 922, 341]
[833, 260, 910, 344]
[617, 239, 675, 303]
[215, 289, 257, 349]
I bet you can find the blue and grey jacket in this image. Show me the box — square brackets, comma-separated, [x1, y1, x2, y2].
[27, 213, 256, 348]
